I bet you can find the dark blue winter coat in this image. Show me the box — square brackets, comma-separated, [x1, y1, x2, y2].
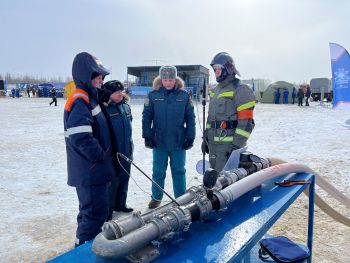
[142, 77, 195, 151]
[105, 99, 133, 159]
[64, 52, 115, 187]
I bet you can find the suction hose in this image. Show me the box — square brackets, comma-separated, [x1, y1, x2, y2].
[270, 158, 350, 207]
[219, 162, 312, 204]
[263, 159, 350, 227]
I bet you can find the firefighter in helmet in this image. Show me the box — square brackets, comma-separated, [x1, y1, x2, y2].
[202, 52, 256, 172]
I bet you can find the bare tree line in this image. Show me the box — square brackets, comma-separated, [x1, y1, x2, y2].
[0, 73, 72, 84]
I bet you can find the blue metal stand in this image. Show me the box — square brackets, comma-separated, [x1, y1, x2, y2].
[307, 175, 315, 263]
[48, 172, 315, 263]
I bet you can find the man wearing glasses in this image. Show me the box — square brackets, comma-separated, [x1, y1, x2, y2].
[202, 52, 256, 172]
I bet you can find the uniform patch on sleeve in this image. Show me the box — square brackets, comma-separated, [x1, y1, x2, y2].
[144, 98, 150, 106]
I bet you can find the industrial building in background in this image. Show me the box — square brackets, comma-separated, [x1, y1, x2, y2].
[126, 65, 209, 100]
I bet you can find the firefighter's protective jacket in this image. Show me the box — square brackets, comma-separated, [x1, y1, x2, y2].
[207, 75, 255, 148]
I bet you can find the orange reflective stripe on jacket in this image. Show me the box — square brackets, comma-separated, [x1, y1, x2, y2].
[237, 109, 253, 120]
[65, 88, 90, 111]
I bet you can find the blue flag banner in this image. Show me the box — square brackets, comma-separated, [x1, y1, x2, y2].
[329, 42, 350, 109]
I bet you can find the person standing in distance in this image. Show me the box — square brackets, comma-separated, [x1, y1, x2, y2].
[275, 88, 281, 104]
[142, 66, 196, 209]
[297, 87, 304, 106]
[283, 88, 289, 104]
[292, 87, 296, 104]
[305, 85, 311, 106]
[64, 52, 115, 247]
[49, 87, 57, 106]
[202, 52, 256, 172]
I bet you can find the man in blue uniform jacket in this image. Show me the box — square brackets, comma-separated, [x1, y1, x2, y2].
[142, 65, 196, 209]
[64, 52, 115, 247]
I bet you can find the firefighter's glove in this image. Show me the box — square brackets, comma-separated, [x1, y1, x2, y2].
[144, 138, 155, 149]
[99, 88, 113, 104]
[183, 138, 194, 150]
[201, 140, 209, 154]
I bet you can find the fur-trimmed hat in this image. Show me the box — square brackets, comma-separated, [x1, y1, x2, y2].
[159, 65, 177, 79]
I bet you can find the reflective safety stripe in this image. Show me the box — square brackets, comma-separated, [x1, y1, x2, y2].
[209, 91, 215, 98]
[235, 128, 251, 138]
[73, 92, 89, 101]
[64, 125, 92, 138]
[91, 105, 101, 116]
[218, 91, 234, 98]
[237, 101, 256, 111]
[214, 136, 233, 142]
[237, 109, 253, 119]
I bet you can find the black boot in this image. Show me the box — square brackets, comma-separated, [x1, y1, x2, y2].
[116, 206, 133, 213]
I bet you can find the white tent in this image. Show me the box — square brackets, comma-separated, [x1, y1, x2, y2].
[260, 81, 297, 104]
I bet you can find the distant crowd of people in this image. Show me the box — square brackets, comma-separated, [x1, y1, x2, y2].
[10, 85, 58, 106]
[11, 85, 38, 98]
[274, 84, 332, 106]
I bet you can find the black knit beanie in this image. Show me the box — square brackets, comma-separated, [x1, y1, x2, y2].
[103, 80, 124, 92]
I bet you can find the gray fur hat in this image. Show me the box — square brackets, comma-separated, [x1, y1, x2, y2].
[159, 65, 177, 79]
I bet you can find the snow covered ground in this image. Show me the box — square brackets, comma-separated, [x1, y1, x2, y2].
[0, 97, 349, 262]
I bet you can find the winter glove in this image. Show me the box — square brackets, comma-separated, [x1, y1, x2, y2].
[99, 88, 113, 104]
[144, 138, 155, 149]
[201, 139, 209, 154]
[183, 138, 194, 150]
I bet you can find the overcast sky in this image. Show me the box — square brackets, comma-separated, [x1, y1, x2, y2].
[1, 0, 349, 83]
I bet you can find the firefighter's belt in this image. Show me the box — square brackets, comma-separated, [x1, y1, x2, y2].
[210, 120, 238, 129]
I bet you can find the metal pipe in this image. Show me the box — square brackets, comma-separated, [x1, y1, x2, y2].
[104, 158, 270, 240]
[93, 159, 350, 260]
[93, 207, 191, 258]
[93, 157, 272, 259]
